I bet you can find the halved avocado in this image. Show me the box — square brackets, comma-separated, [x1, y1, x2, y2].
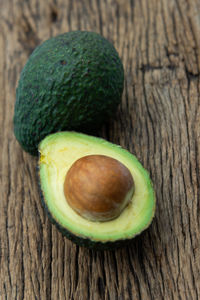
[38, 132, 155, 250]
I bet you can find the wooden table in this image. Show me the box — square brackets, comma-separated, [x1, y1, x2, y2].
[1, 0, 199, 299]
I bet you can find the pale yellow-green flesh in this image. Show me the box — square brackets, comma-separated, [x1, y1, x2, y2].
[39, 132, 155, 242]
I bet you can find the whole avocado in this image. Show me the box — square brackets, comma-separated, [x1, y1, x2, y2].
[14, 31, 124, 155]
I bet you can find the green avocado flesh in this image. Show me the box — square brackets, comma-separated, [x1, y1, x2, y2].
[39, 132, 155, 249]
[14, 31, 124, 155]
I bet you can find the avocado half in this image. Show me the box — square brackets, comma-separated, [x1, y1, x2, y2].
[38, 132, 155, 250]
[14, 31, 124, 155]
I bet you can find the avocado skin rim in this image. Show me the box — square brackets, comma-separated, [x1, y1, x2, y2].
[37, 168, 156, 250]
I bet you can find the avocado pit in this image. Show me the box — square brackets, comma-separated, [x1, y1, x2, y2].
[64, 155, 134, 222]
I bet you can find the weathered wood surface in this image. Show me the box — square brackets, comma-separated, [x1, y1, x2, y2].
[0, 0, 200, 299]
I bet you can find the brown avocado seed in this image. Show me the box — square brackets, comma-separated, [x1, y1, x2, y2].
[64, 155, 135, 222]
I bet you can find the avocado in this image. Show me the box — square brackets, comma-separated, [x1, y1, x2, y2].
[14, 31, 124, 155]
[38, 132, 155, 250]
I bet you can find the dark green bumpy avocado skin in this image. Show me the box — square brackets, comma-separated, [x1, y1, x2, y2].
[14, 31, 124, 155]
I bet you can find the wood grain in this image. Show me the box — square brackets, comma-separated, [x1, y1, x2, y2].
[0, 0, 200, 299]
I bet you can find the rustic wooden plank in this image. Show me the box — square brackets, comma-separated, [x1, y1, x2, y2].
[0, 0, 199, 299]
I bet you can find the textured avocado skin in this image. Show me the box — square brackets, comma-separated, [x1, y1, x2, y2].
[14, 31, 124, 155]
